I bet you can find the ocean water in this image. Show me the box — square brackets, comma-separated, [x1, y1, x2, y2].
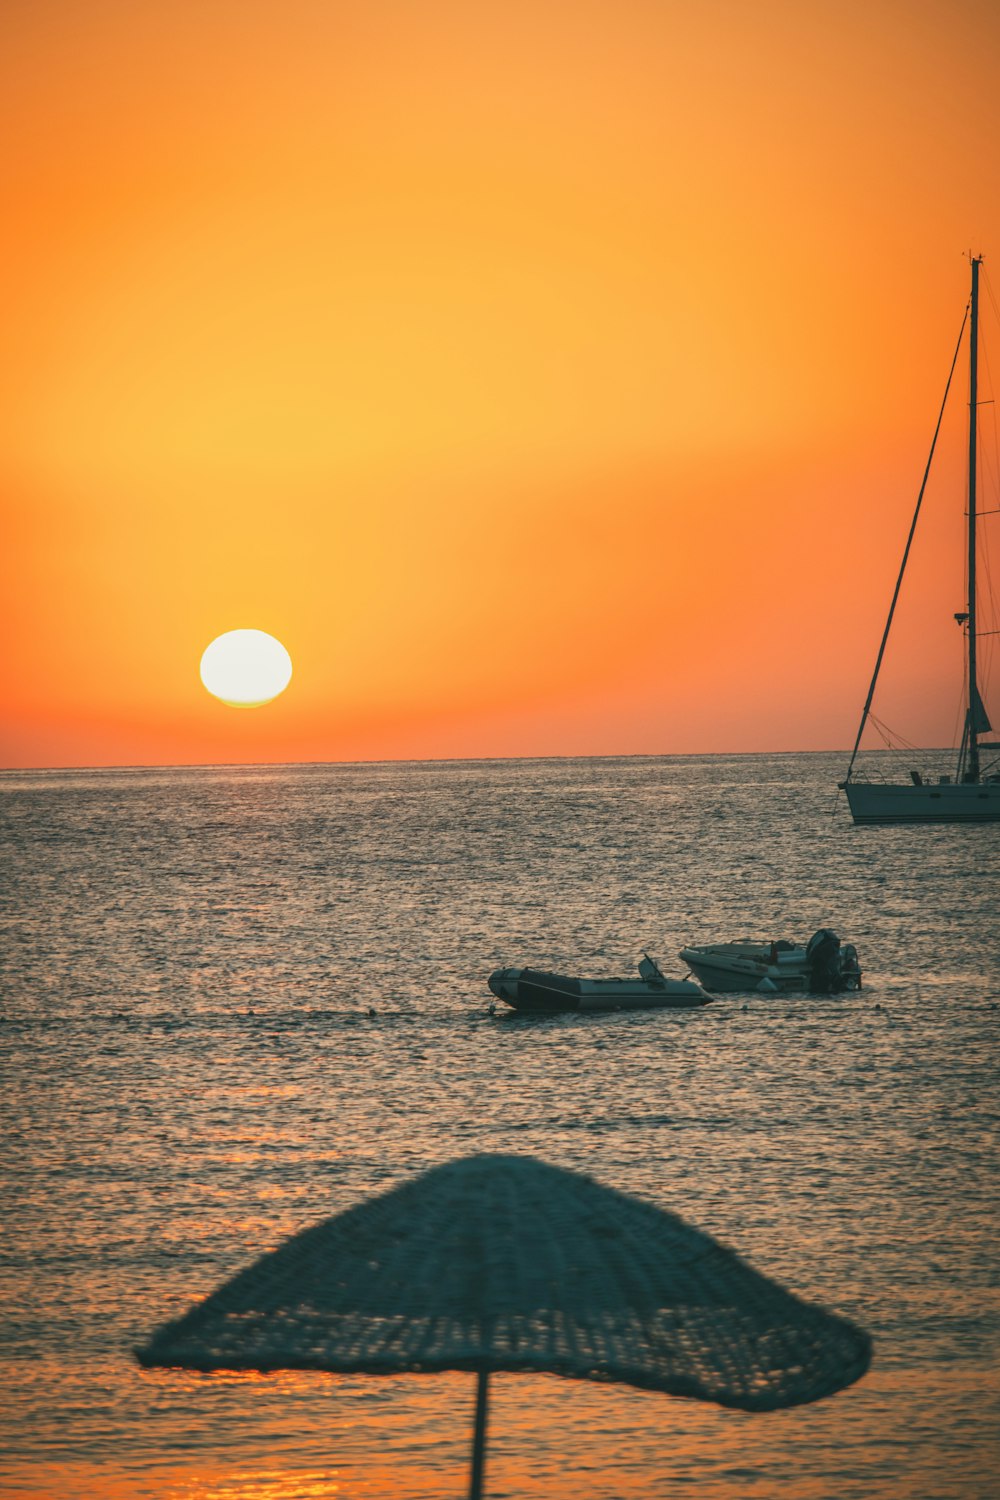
[1, 753, 997, 1500]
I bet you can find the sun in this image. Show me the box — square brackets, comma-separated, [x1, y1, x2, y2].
[199, 629, 293, 707]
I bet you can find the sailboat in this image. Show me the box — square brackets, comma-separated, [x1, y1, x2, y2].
[841, 255, 1000, 823]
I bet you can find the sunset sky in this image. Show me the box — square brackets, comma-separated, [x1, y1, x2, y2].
[3, 0, 999, 768]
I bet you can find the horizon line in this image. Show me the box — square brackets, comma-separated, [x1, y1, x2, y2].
[0, 745, 942, 776]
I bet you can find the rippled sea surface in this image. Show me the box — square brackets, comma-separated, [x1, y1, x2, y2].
[1, 754, 998, 1500]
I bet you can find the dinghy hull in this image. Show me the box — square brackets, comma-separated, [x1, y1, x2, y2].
[488, 967, 711, 1014]
[679, 933, 862, 995]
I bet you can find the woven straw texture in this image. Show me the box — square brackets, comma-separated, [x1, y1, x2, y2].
[137, 1153, 871, 1412]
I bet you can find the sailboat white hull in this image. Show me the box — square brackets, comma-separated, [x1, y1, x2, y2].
[844, 780, 1000, 824]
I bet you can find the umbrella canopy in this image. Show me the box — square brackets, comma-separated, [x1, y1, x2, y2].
[136, 1153, 872, 1494]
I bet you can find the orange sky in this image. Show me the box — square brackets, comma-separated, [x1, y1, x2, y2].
[2, 0, 999, 768]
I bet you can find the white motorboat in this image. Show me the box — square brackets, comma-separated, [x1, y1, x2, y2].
[487, 954, 711, 1013]
[679, 930, 862, 995]
[840, 255, 999, 823]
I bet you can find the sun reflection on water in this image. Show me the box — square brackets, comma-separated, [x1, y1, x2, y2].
[166, 1474, 340, 1500]
[3, 757, 998, 1498]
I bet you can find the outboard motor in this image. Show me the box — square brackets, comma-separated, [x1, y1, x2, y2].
[840, 943, 862, 991]
[806, 928, 844, 995]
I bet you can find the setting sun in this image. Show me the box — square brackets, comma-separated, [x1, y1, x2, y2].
[199, 629, 292, 707]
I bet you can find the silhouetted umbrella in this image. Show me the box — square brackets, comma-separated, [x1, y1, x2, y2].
[136, 1154, 871, 1498]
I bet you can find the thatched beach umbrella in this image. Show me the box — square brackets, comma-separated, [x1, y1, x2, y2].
[136, 1154, 871, 1498]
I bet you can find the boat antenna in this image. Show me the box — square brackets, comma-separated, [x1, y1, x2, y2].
[843, 296, 969, 785]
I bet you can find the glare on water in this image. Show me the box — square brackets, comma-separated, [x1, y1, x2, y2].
[1, 755, 997, 1498]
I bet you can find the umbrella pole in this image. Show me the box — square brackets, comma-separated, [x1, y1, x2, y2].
[468, 1366, 489, 1500]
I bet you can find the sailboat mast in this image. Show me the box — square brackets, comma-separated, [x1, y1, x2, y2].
[966, 255, 981, 783]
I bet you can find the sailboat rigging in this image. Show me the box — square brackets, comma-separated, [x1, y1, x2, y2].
[840, 256, 1000, 823]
